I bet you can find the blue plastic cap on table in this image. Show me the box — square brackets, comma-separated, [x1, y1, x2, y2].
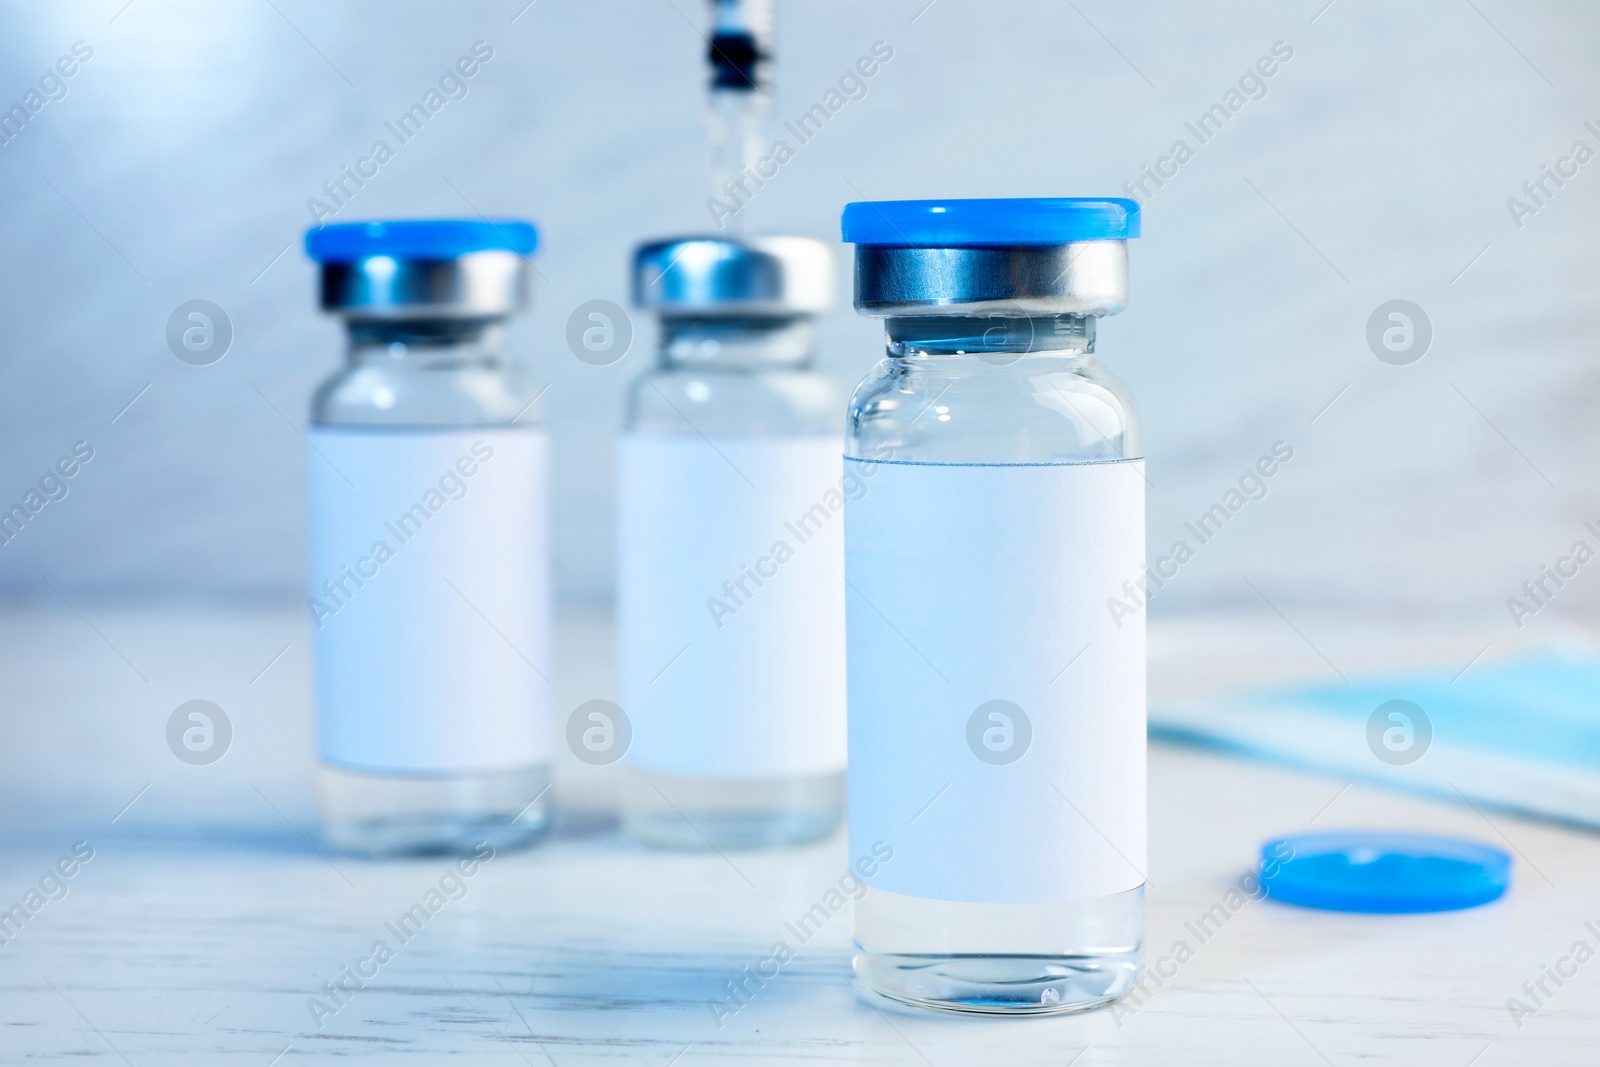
[840, 197, 1141, 246]
[1260, 831, 1512, 913]
[305, 219, 538, 262]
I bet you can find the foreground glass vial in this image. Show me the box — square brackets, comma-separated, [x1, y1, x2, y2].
[840, 198, 1147, 1013]
[618, 236, 847, 848]
[304, 219, 553, 856]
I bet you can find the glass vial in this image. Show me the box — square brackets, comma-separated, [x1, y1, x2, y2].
[840, 199, 1147, 1013]
[304, 219, 553, 856]
[618, 236, 847, 849]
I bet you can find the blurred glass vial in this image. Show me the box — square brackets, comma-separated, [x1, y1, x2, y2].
[617, 235, 847, 849]
[305, 219, 554, 857]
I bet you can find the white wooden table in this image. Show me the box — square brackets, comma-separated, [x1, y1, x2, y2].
[0, 606, 1594, 1063]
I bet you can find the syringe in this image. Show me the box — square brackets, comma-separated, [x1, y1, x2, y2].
[706, 0, 773, 232]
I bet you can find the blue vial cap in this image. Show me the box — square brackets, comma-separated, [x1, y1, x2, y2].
[840, 197, 1140, 247]
[305, 218, 537, 263]
[1260, 832, 1511, 914]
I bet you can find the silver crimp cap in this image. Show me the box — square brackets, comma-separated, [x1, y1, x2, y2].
[853, 240, 1128, 318]
[319, 250, 529, 319]
[633, 236, 834, 316]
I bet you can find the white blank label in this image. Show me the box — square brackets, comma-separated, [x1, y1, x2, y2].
[846, 457, 1146, 904]
[618, 434, 848, 777]
[308, 427, 552, 775]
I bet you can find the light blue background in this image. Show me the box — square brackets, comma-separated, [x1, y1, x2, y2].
[0, 0, 1596, 634]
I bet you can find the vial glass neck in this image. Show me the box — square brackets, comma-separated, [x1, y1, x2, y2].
[884, 314, 1095, 358]
[659, 315, 813, 369]
[345, 317, 508, 367]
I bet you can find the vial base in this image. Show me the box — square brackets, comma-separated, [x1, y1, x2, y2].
[853, 885, 1143, 1015]
[622, 768, 845, 850]
[318, 764, 553, 857]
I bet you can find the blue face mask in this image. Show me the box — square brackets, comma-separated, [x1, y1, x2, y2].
[1153, 652, 1600, 829]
